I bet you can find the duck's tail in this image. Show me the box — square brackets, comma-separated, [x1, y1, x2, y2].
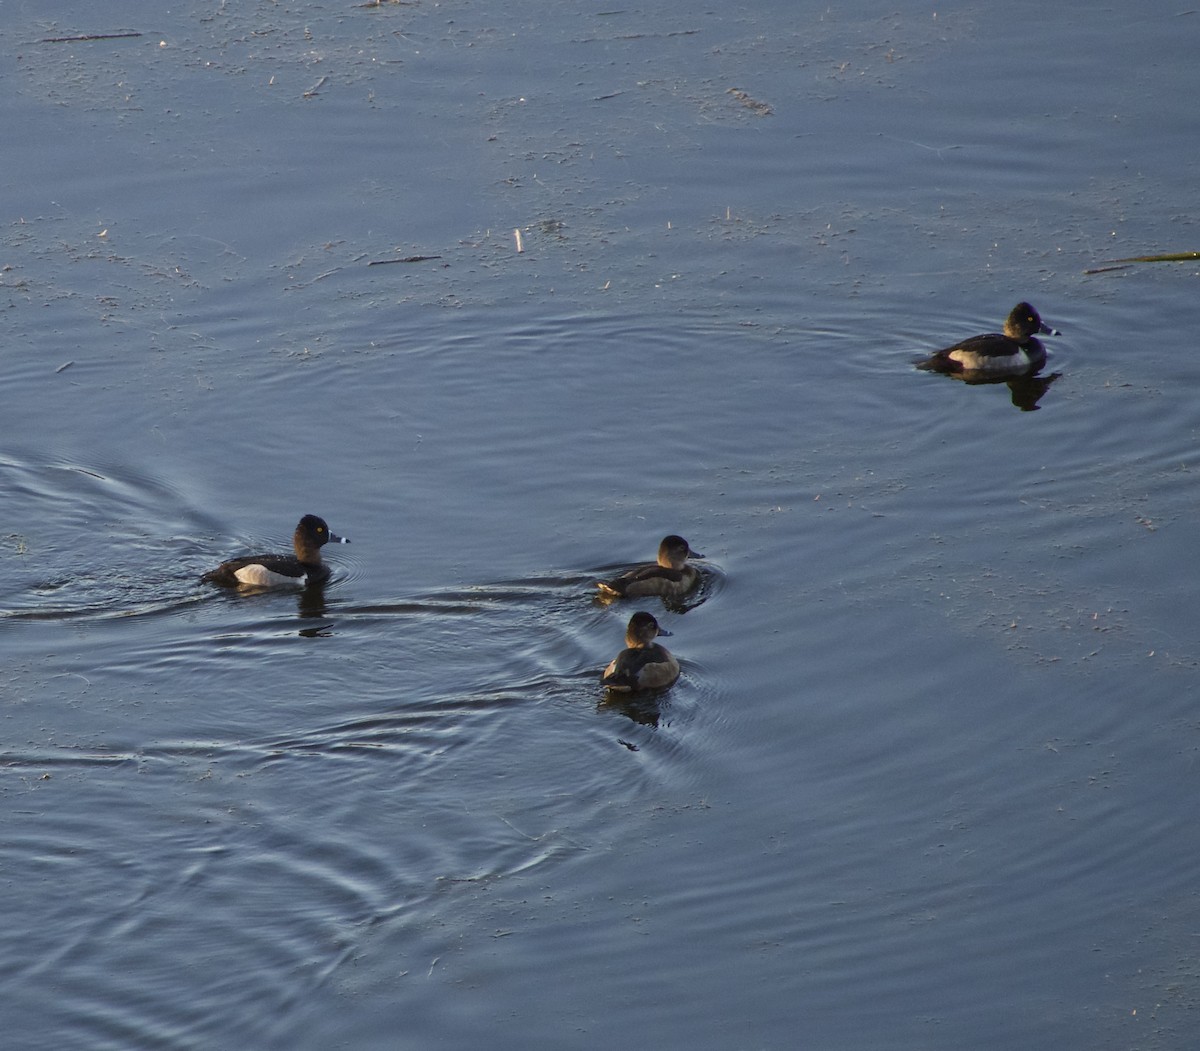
[915, 351, 961, 374]
[600, 672, 635, 692]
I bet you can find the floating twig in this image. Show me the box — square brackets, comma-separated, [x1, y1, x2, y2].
[614, 29, 700, 40]
[1084, 250, 1200, 274]
[303, 75, 329, 98]
[40, 32, 142, 44]
[514, 228, 524, 253]
[1111, 251, 1200, 263]
[55, 360, 74, 374]
[367, 255, 442, 266]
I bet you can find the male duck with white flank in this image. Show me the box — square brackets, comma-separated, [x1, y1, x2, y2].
[596, 535, 703, 600]
[601, 611, 680, 692]
[203, 514, 349, 588]
[918, 302, 1059, 376]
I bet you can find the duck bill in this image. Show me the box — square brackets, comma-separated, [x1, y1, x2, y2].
[330, 533, 350, 544]
[1039, 321, 1060, 336]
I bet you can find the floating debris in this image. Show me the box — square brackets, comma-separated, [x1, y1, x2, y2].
[367, 255, 443, 266]
[1084, 251, 1200, 274]
[40, 32, 142, 44]
[727, 88, 773, 116]
[303, 75, 329, 99]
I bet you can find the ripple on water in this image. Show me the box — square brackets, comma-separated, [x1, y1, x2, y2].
[0, 452, 216, 622]
[0, 474, 367, 635]
[1, 555, 720, 1048]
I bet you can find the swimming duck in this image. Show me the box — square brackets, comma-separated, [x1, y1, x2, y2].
[596, 535, 703, 600]
[202, 514, 349, 588]
[917, 302, 1058, 376]
[601, 611, 680, 692]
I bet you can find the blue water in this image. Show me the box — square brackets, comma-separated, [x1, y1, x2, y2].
[3, 1, 1200, 1048]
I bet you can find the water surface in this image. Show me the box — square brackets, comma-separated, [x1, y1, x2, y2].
[3, 1, 1200, 1048]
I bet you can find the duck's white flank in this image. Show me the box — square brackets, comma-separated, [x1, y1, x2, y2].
[234, 564, 305, 587]
[948, 347, 1030, 372]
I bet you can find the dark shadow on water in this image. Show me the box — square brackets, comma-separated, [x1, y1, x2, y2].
[201, 578, 341, 637]
[599, 686, 668, 727]
[1004, 372, 1062, 411]
[297, 583, 335, 636]
[917, 366, 1062, 412]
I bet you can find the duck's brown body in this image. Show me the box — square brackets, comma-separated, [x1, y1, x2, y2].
[597, 535, 702, 600]
[601, 612, 680, 692]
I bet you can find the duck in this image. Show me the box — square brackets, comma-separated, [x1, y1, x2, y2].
[596, 535, 703, 600]
[601, 611, 680, 692]
[202, 514, 349, 588]
[917, 302, 1058, 376]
